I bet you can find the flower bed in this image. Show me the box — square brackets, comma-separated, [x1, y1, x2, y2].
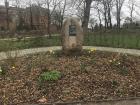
[0, 50, 140, 104]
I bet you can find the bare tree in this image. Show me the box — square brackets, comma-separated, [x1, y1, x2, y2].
[29, 1, 33, 30]
[128, 0, 136, 23]
[24, 0, 34, 30]
[54, 0, 67, 30]
[93, 1, 103, 29]
[12, 0, 25, 31]
[99, 0, 114, 29]
[69, 0, 93, 33]
[42, 0, 61, 37]
[106, 0, 113, 28]
[73, 0, 85, 23]
[89, 18, 97, 31]
[102, 0, 108, 29]
[34, 0, 41, 28]
[5, 0, 9, 30]
[82, 0, 93, 33]
[93, 0, 114, 29]
[115, 0, 125, 29]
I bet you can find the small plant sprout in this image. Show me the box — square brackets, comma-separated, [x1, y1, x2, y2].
[0, 66, 2, 74]
[80, 63, 88, 73]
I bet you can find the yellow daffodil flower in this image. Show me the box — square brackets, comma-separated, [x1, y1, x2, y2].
[88, 48, 96, 53]
[90, 48, 96, 52]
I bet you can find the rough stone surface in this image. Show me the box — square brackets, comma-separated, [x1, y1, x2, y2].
[61, 17, 84, 53]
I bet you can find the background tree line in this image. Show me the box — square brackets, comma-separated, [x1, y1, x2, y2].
[3, 0, 140, 34]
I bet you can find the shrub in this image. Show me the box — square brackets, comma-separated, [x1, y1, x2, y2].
[39, 70, 61, 82]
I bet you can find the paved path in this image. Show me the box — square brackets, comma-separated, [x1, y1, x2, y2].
[0, 46, 140, 60]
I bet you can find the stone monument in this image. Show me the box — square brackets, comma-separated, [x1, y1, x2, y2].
[61, 17, 84, 53]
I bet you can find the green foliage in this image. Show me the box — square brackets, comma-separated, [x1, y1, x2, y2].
[80, 63, 88, 73]
[39, 70, 61, 82]
[115, 64, 129, 76]
[111, 80, 118, 87]
[90, 58, 96, 64]
[118, 55, 129, 76]
[119, 68, 129, 76]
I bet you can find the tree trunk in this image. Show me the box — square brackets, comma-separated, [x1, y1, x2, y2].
[5, 0, 9, 31]
[82, 0, 92, 34]
[104, 11, 108, 29]
[117, 11, 121, 29]
[98, 9, 102, 29]
[47, 13, 51, 38]
[108, 4, 112, 29]
[130, 10, 133, 23]
[30, 5, 33, 30]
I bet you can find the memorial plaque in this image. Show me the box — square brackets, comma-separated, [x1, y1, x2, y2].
[69, 25, 76, 36]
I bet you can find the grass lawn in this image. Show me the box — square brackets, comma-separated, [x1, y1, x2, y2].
[0, 36, 61, 52]
[84, 33, 140, 49]
[0, 31, 140, 52]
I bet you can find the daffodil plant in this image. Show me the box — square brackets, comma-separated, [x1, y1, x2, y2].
[88, 48, 96, 53]
[48, 50, 55, 54]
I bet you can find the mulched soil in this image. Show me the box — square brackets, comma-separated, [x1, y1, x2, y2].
[0, 51, 140, 105]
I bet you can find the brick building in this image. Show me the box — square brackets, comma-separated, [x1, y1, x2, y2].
[0, 2, 58, 33]
[0, 4, 17, 31]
